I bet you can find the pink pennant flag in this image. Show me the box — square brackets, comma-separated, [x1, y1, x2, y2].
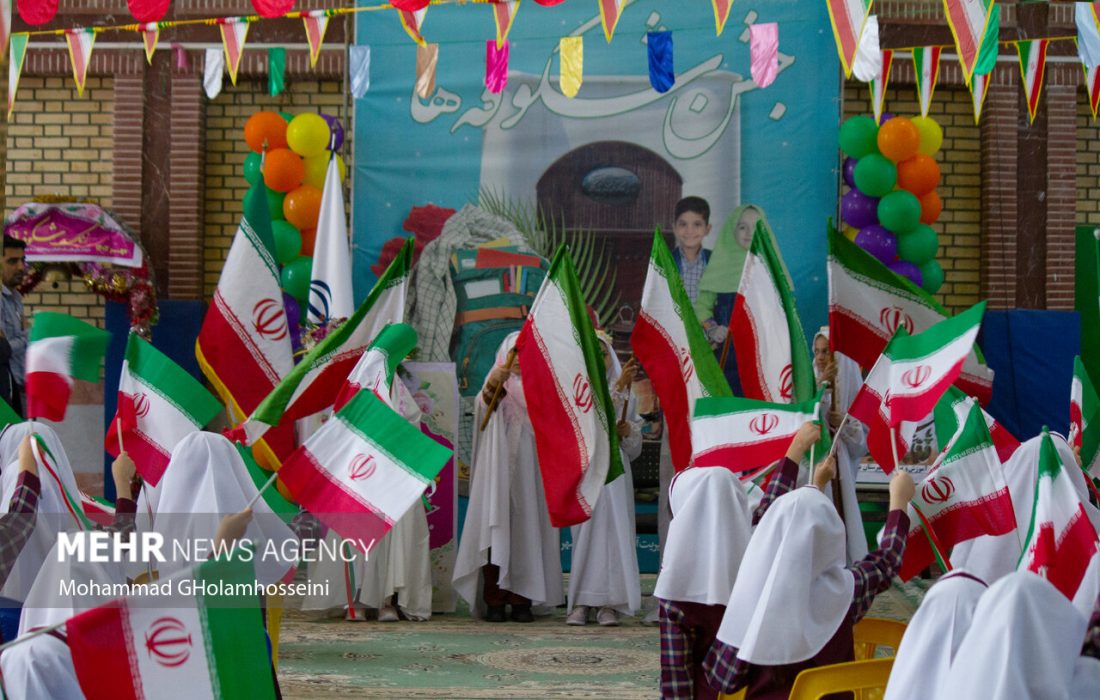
[65, 28, 96, 98]
[486, 39, 509, 94]
[218, 17, 250, 86]
[303, 10, 329, 68]
[171, 42, 188, 70]
[141, 23, 159, 65]
[749, 22, 779, 88]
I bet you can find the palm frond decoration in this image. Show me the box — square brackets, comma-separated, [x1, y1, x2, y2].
[478, 188, 621, 327]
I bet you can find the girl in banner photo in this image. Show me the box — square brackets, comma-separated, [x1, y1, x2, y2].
[453, 332, 563, 623]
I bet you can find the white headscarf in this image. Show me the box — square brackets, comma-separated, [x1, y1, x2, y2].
[716, 486, 853, 664]
[17, 537, 129, 635]
[653, 467, 753, 605]
[943, 571, 1087, 700]
[0, 423, 84, 602]
[884, 569, 987, 700]
[152, 432, 298, 584]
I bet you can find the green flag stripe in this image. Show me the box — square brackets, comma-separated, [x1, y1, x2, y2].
[694, 394, 819, 419]
[126, 334, 222, 425]
[335, 389, 451, 483]
[940, 402, 994, 466]
[884, 301, 986, 362]
[30, 312, 110, 382]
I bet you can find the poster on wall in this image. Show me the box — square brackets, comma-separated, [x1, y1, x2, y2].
[352, 0, 840, 333]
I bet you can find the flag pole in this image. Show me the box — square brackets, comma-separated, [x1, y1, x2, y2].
[891, 426, 952, 572]
[0, 621, 65, 654]
[247, 469, 279, 509]
[479, 348, 516, 432]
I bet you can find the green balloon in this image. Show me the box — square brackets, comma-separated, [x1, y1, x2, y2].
[265, 188, 286, 222]
[853, 154, 897, 197]
[272, 220, 302, 265]
[281, 255, 312, 302]
[919, 259, 945, 294]
[897, 224, 939, 265]
[877, 191, 922, 235]
[243, 152, 263, 185]
[839, 115, 880, 158]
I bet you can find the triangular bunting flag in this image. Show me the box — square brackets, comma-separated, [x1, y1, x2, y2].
[969, 70, 991, 124]
[647, 31, 674, 94]
[712, 0, 733, 36]
[943, 0, 995, 83]
[749, 23, 779, 89]
[870, 49, 893, 123]
[851, 14, 881, 82]
[141, 23, 159, 65]
[560, 36, 583, 98]
[599, 0, 626, 43]
[912, 45, 941, 118]
[8, 32, 26, 117]
[303, 10, 330, 68]
[65, 28, 96, 98]
[1017, 38, 1049, 124]
[493, 0, 520, 49]
[219, 17, 250, 86]
[972, 1, 999, 77]
[1087, 64, 1100, 121]
[398, 7, 428, 46]
[1079, 1, 1100, 70]
[826, 0, 873, 78]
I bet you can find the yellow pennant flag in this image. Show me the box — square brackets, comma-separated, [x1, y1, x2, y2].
[560, 36, 582, 98]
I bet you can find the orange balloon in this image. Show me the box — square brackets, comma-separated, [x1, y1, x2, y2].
[897, 154, 941, 196]
[244, 111, 288, 153]
[919, 190, 943, 224]
[877, 117, 921, 163]
[263, 148, 304, 193]
[283, 186, 322, 230]
[299, 227, 317, 256]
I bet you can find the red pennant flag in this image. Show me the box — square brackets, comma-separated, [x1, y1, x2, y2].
[303, 10, 330, 68]
[493, 0, 520, 49]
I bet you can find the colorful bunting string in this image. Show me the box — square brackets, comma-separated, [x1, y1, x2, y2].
[303, 10, 330, 68]
[219, 17, 250, 86]
[559, 35, 582, 98]
[64, 28, 95, 97]
[1016, 38, 1048, 125]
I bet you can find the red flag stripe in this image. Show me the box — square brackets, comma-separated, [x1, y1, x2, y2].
[900, 488, 1014, 580]
[730, 295, 769, 401]
[692, 436, 798, 473]
[632, 312, 694, 472]
[1026, 508, 1099, 599]
[25, 371, 72, 421]
[68, 601, 141, 700]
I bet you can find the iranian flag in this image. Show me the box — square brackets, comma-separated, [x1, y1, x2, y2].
[518, 247, 622, 527]
[278, 389, 450, 553]
[1016, 38, 1049, 125]
[80, 492, 114, 527]
[196, 183, 295, 468]
[632, 232, 731, 472]
[827, 226, 994, 404]
[242, 239, 412, 444]
[105, 333, 223, 486]
[848, 341, 918, 474]
[25, 312, 110, 421]
[691, 393, 819, 472]
[1071, 355, 1100, 477]
[934, 384, 1020, 463]
[943, 0, 995, 82]
[825, 0, 873, 77]
[912, 45, 941, 117]
[67, 555, 277, 700]
[899, 399, 1016, 580]
[1018, 430, 1100, 600]
[731, 222, 815, 405]
[334, 322, 419, 412]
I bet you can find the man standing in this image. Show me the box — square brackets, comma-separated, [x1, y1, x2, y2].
[0, 236, 27, 415]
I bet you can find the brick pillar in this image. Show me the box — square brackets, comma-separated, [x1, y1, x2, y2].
[167, 58, 205, 300]
[1045, 79, 1078, 310]
[111, 72, 145, 239]
[980, 74, 1019, 309]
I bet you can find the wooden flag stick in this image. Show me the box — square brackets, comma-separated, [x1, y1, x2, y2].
[479, 348, 516, 432]
[0, 621, 64, 654]
[247, 470, 279, 509]
[115, 417, 125, 456]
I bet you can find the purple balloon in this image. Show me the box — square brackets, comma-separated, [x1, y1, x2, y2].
[320, 113, 344, 151]
[888, 260, 923, 287]
[843, 157, 857, 189]
[841, 189, 880, 229]
[879, 112, 895, 125]
[282, 292, 303, 354]
[855, 225, 897, 264]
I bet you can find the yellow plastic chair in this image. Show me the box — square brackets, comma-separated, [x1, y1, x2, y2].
[717, 690, 746, 700]
[788, 658, 895, 700]
[853, 617, 906, 660]
[267, 592, 284, 671]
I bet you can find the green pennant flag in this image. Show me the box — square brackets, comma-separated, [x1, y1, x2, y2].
[268, 47, 286, 96]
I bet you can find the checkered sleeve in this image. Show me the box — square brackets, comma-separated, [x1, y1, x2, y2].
[0, 472, 41, 585]
[849, 509, 910, 623]
[701, 638, 751, 695]
[752, 457, 800, 526]
[1084, 591, 1100, 659]
[659, 599, 696, 699]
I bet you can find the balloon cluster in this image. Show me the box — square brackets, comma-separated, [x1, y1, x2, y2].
[242, 110, 347, 309]
[839, 114, 945, 294]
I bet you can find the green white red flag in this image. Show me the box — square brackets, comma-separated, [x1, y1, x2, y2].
[870, 49, 893, 124]
[825, 0, 873, 77]
[827, 227, 994, 404]
[106, 333, 223, 486]
[242, 240, 412, 443]
[1018, 430, 1100, 600]
[732, 222, 815, 405]
[1071, 355, 1100, 477]
[912, 45, 941, 117]
[80, 491, 114, 527]
[25, 312, 110, 421]
[848, 332, 919, 474]
[969, 70, 991, 124]
[631, 232, 731, 472]
[68, 554, 277, 700]
[943, 0, 995, 83]
[691, 393, 819, 472]
[278, 390, 450, 553]
[934, 384, 1019, 463]
[518, 247, 622, 527]
[196, 182, 295, 469]
[1086, 64, 1100, 121]
[334, 323, 418, 412]
[1016, 39, 1049, 124]
[900, 399, 1016, 580]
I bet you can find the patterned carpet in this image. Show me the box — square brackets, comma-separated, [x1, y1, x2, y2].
[276, 576, 927, 698]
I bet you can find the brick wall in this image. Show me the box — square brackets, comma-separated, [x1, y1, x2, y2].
[203, 79, 348, 297]
[843, 82, 982, 314]
[5, 75, 114, 326]
[1076, 91, 1100, 228]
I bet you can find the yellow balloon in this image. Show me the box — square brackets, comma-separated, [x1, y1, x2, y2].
[303, 153, 346, 189]
[910, 116, 943, 156]
[843, 226, 860, 242]
[286, 113, 331, 158]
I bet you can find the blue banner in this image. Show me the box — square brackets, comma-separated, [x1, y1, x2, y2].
[353, 1, 838, 331]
